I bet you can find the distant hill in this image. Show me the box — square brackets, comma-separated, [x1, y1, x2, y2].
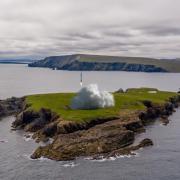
[0, 59, 35, 64]
[28, 54, 180, 72]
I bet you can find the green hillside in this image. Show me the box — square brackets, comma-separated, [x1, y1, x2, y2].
[78, 54, 180, 72]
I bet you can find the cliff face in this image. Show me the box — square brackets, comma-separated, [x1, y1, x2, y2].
[28, 54, 170, 72]
[60, 61, 166, 72]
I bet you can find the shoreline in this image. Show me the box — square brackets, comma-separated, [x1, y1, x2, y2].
[30, 99, 179, 161]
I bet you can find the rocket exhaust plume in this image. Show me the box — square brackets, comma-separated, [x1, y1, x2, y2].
[71, 84, 115, 110]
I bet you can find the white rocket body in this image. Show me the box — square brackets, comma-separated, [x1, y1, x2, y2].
[80, 72, 83, 87]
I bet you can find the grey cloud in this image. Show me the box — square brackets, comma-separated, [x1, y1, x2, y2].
[0, 0, 180, 59]
[140, 25, 180, 36]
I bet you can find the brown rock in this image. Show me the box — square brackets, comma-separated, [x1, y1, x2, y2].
[160, 117, 170, 126]
[137, 138, 153, 148]
[31, 120, 135, 161]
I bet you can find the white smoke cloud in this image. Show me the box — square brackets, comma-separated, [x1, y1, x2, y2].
[71, 84, 115, 110]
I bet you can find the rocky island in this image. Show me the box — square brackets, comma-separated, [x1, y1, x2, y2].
[0, 88, 179, 161]
[28, 54, 180, 72]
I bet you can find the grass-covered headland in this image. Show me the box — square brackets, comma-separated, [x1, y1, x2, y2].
[11, 88, 180, 161]
[29, 54, 180, 72]
[26, 88, 177, 122]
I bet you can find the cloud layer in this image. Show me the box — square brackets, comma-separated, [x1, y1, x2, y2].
[0, 0, 180, 59]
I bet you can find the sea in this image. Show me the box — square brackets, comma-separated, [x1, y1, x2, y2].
[0, 64, 180, 180]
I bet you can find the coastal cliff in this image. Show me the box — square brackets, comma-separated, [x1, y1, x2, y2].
[27, 54, 180, 72]
[9, 88, 180, 161]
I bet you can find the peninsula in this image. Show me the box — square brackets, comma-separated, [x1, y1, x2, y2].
[28, 54, 180, 72]
[0, 88, 179, 161]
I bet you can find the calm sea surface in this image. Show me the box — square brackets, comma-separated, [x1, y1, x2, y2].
[1, 64, 180, 180]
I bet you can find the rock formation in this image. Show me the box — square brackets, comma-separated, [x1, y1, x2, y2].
[11, 95, 180, 161]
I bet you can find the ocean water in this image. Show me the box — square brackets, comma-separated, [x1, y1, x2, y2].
[0, 64, 180, 180]
[1, 64, 180, 99]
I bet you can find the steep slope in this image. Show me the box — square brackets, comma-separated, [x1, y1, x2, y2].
[28, 54, 180, 72]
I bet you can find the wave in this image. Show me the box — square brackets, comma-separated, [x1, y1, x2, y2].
[62, 162, 79, 168]
[85, 152, 140, 162]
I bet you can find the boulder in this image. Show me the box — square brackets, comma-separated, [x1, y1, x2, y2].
[138, 138, 153, 148]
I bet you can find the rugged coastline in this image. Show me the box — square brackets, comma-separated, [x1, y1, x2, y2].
[0, 97, 24, 120]
[29, 59, 167, 72]
[28, 54, 180, 72]
[0, 89, 178, 161]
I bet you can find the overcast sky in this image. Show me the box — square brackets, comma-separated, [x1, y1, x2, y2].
[0, 0, 180, 59]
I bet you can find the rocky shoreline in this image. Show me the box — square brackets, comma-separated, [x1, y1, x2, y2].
[5, 94, 179, 161]
[0, 97, 24, 120]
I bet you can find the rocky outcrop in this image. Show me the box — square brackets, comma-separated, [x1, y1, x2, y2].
[139, 97, 180, 125]
[12, 108, 59, 133]
[0, 97, 24, 119]
[12, 94, 180, 161]
[31, 123, 135, 161]
[94, 138, 153, 159]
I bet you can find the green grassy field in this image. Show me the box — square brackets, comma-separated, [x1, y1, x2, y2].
[26, 88, 177, 122]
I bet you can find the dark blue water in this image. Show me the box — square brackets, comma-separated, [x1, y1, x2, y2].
[0, 64, 180, 180]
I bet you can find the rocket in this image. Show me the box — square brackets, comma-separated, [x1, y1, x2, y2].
[80, 71, 83, 87]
